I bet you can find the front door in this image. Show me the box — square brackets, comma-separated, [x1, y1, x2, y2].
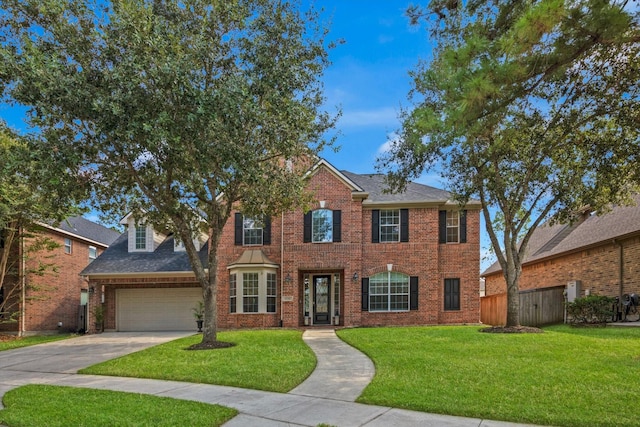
[313, 275, 331, 324]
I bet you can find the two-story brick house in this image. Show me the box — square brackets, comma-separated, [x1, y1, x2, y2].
[82, 159, 481, 331]
[0, 216, 120, 335]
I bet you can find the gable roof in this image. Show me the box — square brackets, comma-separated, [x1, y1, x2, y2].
[80, 233, 208, 277]
[482, 195, 640, 276]
[47, 216, 121, 247]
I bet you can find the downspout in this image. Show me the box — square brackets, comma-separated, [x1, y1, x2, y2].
[280, 211, 284, 327]
[614, 239, 623, 299]
[19, 226, 26, 337]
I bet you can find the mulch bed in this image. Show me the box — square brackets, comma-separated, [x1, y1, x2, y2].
[187, 341, 236, 350]
[480, 326, 544, 333]
[0, 334, 19, 342]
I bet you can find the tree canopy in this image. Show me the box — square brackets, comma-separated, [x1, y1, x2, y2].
[0, 0, 337, 344]
[380, 0, 640, 326]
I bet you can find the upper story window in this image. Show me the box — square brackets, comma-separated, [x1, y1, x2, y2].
[243, 217, 263, 246]
[88, 246, 97, 262]
[439, 210, 467, 244]
[135, 226, 147, 250]
[64, 238, 72, 254]
[372, 209, 408, 243]
[234, 213, 271, 246]
[303, 209, 341, 243]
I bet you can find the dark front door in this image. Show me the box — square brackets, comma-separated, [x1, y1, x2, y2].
[313, 275, 331, 324]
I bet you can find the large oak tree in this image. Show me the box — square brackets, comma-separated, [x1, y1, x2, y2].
[380, 0, 639, 327]
[0, 0, 337, 346]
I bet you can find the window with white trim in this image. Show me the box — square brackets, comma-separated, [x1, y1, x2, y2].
[135, 226, 147, 250]
[88, 246, 97, 262]
[312, 209, 333, 243]
[380, 210, 400, 242]
[229, 269, 278, 314]
[369, 272, 409, 312]
[243, 273, 259, 313]
[446, 211, 459, 243]
[243, 217, 263, 246]
[64, 238, 72, 254]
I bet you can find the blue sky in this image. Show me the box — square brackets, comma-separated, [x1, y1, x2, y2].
[0, 1, 494, 270]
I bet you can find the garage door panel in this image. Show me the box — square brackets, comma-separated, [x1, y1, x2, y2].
[117, 288, 202, 331]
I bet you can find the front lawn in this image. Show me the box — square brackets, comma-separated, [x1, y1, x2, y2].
[80, 329, 316, 392]
[0, 334, 72, 351]
[337, 325, 640, 427]
[0, 384, 236, 427]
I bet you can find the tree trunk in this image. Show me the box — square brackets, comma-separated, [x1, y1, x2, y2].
[504, 259, 521, 327]
[201, 244, 218, 345]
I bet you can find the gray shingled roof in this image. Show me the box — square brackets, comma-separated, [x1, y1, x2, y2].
[342, 171, 453, 203]
[81, 233, 208, 276]
[55, 216, 121, 246]
[482, 195, 640, 276]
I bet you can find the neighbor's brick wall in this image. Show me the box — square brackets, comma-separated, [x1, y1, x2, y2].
[484, 235, 640, 299]
[23, 229, 105, 333]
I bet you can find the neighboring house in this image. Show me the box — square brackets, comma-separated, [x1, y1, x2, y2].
[82, 159, 481, 332]
[0, 216, 120, 335]
[482, 195, 640, 300]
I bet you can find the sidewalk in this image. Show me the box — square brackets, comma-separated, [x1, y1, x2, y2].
[0, 330, 544, 427]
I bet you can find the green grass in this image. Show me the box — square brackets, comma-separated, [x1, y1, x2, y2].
[337, 325, 640, 427]
[0, 334, 72, 351]
[80, 329, 316, 392]
[0, 384, 236, 427]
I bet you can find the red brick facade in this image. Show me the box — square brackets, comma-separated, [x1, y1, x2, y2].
[1, 227, 108, 335]
[484, 235, 640, 299]
[91, 164, 481, 330]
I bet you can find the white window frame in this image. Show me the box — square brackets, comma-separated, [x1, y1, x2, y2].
[312, 209, 333, 243]
[369, 272, 410, 312]
[88, 246, 97, 262]
[379, 209, 400, 242]
[243, 217, 264, 246]
[135, 226, 147, 250]
[64, 238, 72, 254]
[446, 211, 460, 243]
[229, 268, 278, 314]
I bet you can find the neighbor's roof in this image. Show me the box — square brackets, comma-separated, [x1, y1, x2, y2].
[80, 234, 208, 277]
[47, 216, 121, 247]
[482, 195, 640, 276]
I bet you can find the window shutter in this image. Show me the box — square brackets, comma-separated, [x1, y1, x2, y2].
[263, 216, 271, 245]
[303, 212, 312, 243]
[410, 276, 419, 310]
[400, 209, 409, 242]
[234, 213, 243, 245]
[371, 210, 379, 243]
[460, 210, 467, 243]
[438, 210, 447, 243]
[361, 278, 369, 311]
[333, 210, 341, 242]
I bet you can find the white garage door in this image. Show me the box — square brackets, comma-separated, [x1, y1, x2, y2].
[117, 288, 202, 331]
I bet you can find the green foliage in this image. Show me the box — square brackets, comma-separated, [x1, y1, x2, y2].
[381, 0, 640, 326]
[566, 295, 615, 325]
[338, 325, 640, 427]
[0, 334, 72, 352]
[80, 329, 316, 392]
[191, 300, 204, 320]
[0, 385, 237, 427]
[0, 0, 337, 344]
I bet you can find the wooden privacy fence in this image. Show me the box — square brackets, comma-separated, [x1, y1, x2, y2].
[480, 286, 566, 327]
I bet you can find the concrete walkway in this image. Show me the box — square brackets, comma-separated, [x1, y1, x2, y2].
[0, 330, 544, 427]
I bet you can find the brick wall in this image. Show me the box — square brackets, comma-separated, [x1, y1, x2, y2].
[484, 235, 640, 299]
[21, 229, 106, 334]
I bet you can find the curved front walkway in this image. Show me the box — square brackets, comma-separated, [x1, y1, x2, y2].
[289, 329, 375, 401]
[0, 330, 542, 427]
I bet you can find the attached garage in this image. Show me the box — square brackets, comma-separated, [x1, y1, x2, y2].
[116, 287, 202, 331]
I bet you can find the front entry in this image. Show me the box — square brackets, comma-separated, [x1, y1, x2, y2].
[313, 275, 331, 324]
